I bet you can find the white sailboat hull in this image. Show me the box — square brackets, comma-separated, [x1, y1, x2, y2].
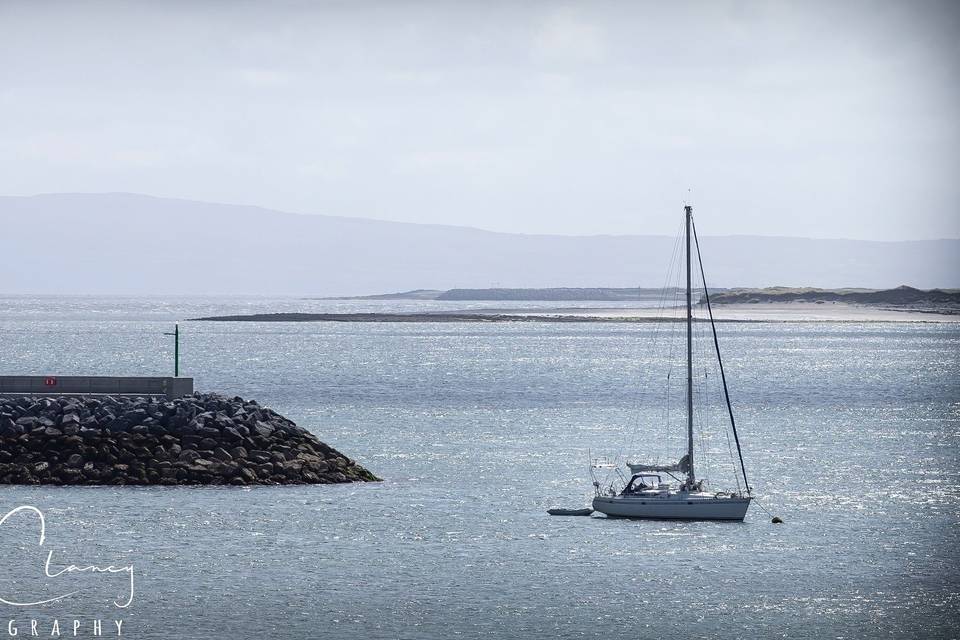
[592, 495, 751, 521]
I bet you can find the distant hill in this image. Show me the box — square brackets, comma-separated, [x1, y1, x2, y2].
[436, 287, 676, 301]
[1, 193, 957, 294]
[327, 287, 686, 301]
[708, 285, 960, 308]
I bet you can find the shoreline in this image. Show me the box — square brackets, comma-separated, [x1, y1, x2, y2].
[190, 312, 759, 323]
[190, 303, 960, 324]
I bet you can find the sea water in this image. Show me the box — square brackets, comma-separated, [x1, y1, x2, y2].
[0, 296, 957, 639]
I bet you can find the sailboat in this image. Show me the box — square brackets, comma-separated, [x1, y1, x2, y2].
[591, 205, 752, 521]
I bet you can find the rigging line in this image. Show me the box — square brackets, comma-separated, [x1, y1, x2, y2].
[692, 335, 715, 483]
[751, 497, 777, 518]
[659, 220, 684, 349]
[706, 305, 741, 494]
[691, 274, 711, 480]
[693, 375, 709, 483]
[724, 425, 742, 494]
[653, 219, 684, 453]
[711, 345, 742, 492]
[657, 220, 685, 321]
[666, 237, 684, 456]
[623, 217, 685, 466]
[691, 215, 751, 494]
[654, 219, 684, 332]
[698, 312, 740, 493]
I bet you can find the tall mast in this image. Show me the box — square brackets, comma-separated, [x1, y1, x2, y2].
[685, 205, 695, 483]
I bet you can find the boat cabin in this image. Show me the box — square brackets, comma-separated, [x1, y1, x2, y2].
[622, 474, 670, 494]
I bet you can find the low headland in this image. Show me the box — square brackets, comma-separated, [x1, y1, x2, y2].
[0, 393, 379, 486]
[193, 286, 959, 323]
[190, 312, 747, 323]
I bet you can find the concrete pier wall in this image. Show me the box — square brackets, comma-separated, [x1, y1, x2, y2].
[0, 376, 194, 399]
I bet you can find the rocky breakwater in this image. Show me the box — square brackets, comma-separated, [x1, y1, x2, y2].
[0, 393, 379, 486]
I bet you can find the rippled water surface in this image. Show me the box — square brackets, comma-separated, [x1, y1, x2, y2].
[1, 296, 958, 639]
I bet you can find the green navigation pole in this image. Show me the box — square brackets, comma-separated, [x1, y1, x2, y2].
[163, 324, 180, 377]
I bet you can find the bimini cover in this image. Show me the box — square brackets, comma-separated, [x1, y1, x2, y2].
[627, 454, 690, 474]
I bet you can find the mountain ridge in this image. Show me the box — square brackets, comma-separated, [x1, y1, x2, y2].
[12, 192, 959, 242]
[2, 193, 957, 294]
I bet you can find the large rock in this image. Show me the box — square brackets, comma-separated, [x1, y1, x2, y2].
[0, 393, 379, 486]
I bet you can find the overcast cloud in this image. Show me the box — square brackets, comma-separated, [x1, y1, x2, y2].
[1, 0, 958, 240]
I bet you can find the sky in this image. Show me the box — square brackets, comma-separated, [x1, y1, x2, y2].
[1, 0, 958, 240]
